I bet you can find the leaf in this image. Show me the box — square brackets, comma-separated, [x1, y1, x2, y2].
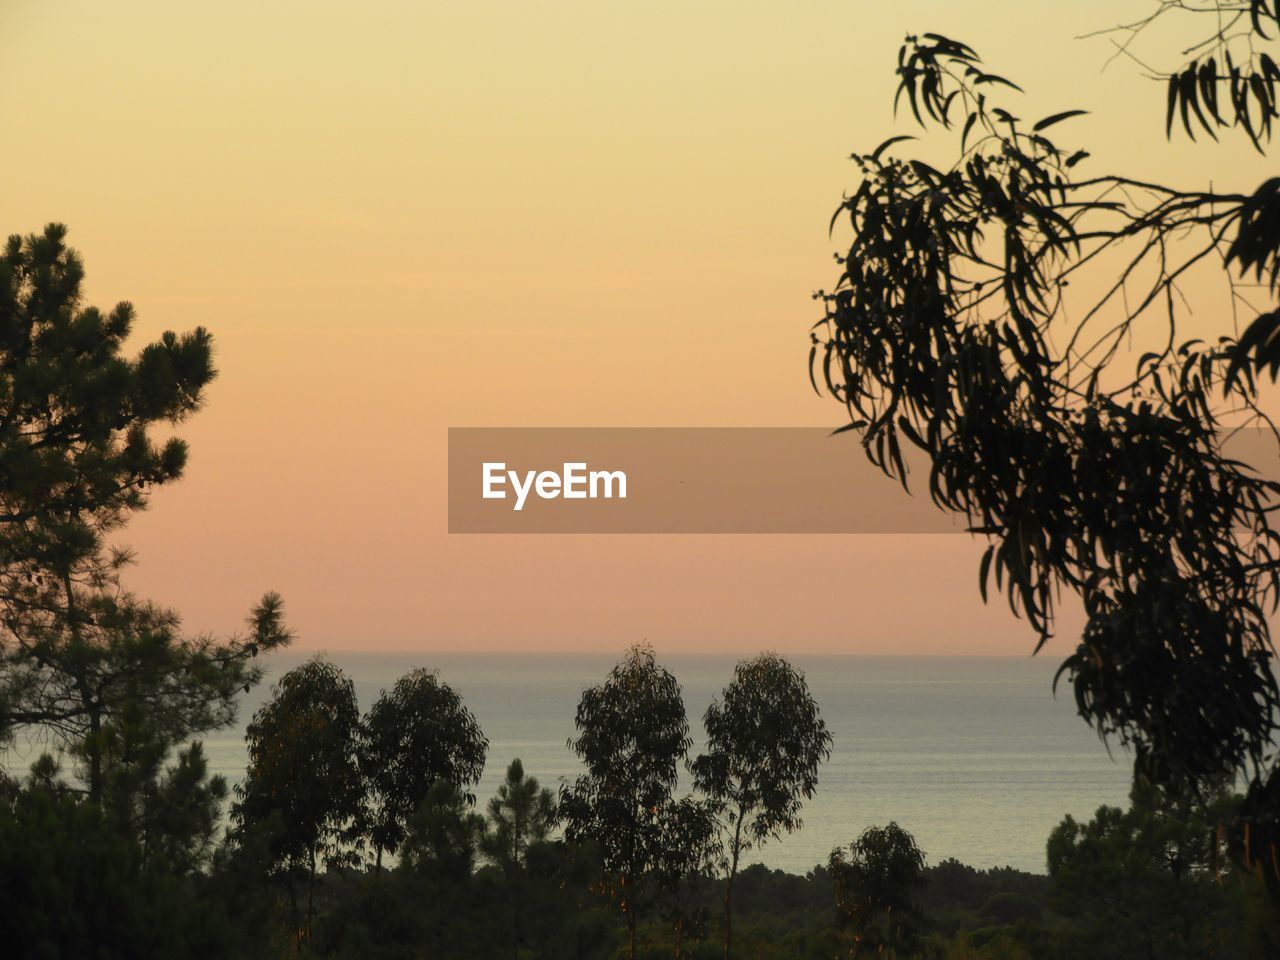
[1033, 110, 1087, 132]
[829, 420, 868, 436]
[870, 135, 916, 161]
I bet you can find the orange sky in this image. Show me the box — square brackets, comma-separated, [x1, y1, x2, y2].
[2, 1, 1273, 654]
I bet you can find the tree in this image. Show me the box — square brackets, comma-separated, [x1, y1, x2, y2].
[0, 225, 290, 807]
[360, 666, 487, 869]
[396, 780, 496, 959]
[1045, 781, 1258, 960]
[654, 795, 721, 960]
[0, 222, 293, 956]
[691, 652, 832, 960]
[233, 655, 364, 945]
[560, 643, 693, 960]
[480, 758, 558, 960]
[808, 7, 1280, 879]
[830, 822, 927, 958]
[55, 593, 289, 822]
[482, 757, 557, 873]
[0, 224, 209, 745]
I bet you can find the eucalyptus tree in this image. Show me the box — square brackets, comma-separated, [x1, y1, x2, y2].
[360, 667, 487, 869]
[809, 4, 1280, 886]
[233, 656, 364, 943]
[691, 652, 831, 959]
[655, 795, 721, 960]
[830, 822, 927, 959]
[560, 643, 692, 960]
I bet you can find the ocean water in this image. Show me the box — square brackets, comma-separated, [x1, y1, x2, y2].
[5, 653, 1134, 875]
[220, 653, 1134, 875]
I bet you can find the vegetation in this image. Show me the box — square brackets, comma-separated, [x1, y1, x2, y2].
[809, 1, 1280, 889]
[559, 643, 699, 960]
[4, 2, 1280, 956]
[691, 652, 831, 959]
[831, 822, 927, 958]
[360, 666, 487, 870]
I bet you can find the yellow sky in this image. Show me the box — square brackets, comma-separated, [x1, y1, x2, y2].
[2, 1, 1273, 654]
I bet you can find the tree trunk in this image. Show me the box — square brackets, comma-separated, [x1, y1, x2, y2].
[286, 878, 301, 954]
[306, 847, 317, 948]
[512, 884, 521, 960]
[622, 870, 637, 960]
[724, 810, 744, 960]
[64, 573, 103, 805]
[86, 704, 102, 804]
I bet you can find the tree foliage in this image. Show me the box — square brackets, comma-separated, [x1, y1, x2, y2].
[831, 822, 927, 958]
[0, 224, 291, 807]
[479, 758, 560, 960]
[360, 666, 487, 867]
[560, 643, 693, 959]
[234, 655, 364, 941]
[692, 652, 831, 959]
[1047, 783, 1250, 959]
[481, 757, 557, 874]
[809, 10, 1280, 879]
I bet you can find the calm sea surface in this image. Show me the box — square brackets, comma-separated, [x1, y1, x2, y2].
[7, 653, 1134, 875]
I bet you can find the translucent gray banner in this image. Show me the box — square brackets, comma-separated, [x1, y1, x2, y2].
[448, 427, 968, 534]
[447, 426, 1280, 534]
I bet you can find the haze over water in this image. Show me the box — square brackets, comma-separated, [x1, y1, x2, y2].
[177, 653, 1135, 875]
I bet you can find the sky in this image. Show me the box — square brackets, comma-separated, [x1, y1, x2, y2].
[1, 1, 1273, 655]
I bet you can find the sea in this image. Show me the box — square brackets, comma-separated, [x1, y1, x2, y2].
[5, 653, 1135, 875]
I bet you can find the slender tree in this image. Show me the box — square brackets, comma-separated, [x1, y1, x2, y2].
[481, 758, 558, 960]
[360, 667, 487, 870]
[560, 643, 692, 960]
[482, 757, 557, 873]
[233, 656, 364, 945]
[691, 652, 831, 959]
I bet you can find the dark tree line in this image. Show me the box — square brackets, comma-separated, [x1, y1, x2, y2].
[233, 644, 831, 960]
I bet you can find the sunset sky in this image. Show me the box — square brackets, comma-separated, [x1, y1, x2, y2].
[2, 1, 1272, 654]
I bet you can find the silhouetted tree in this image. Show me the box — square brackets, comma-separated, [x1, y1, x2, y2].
[692, 652, 832, 959]
[830, 822, 926, 958]
[482, 757, 557, 873]
[234, 656, 364, 946]
[809, 6, 1280, 885]
[655, 795, 721, 960]
[1047, 782, 1247, 959]
[360, 667, 487, 869]
[560, 643, 692, 960]
[396, 780, 497, 957]
[0, 224, 290, 804]
[481, 758, 558, 959]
